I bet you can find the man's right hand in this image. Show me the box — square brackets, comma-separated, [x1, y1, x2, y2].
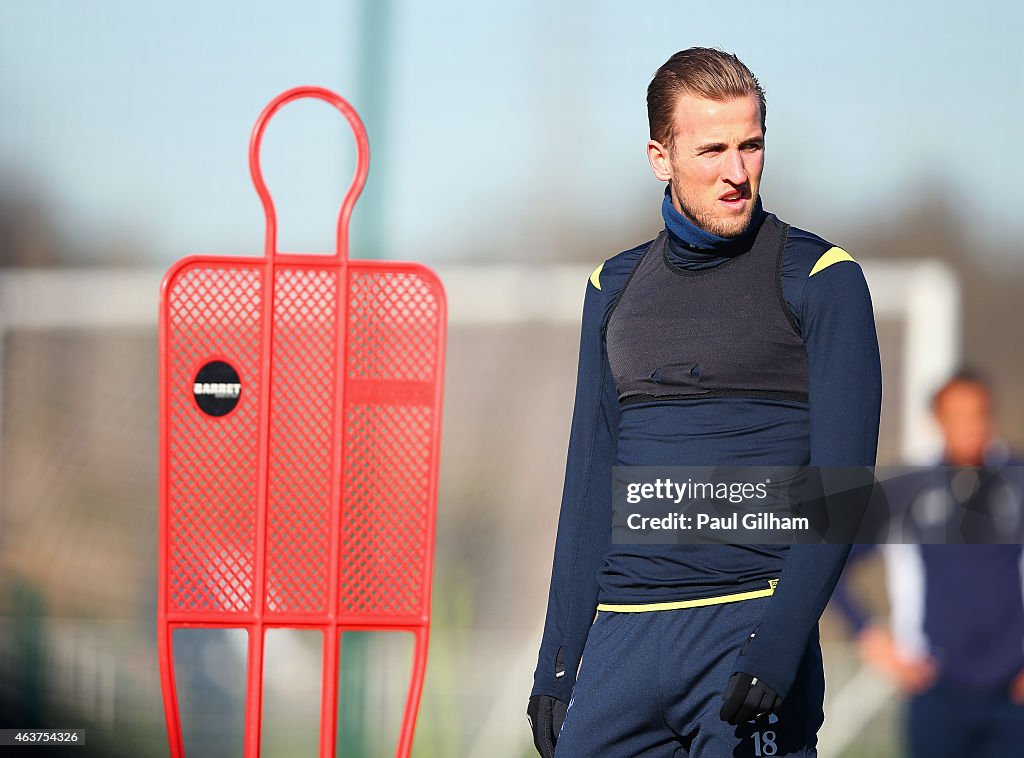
[858, 624, 936, 694]
[527, 694, 568, 758]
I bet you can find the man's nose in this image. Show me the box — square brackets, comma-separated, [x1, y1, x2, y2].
[720, 149, 748, 185]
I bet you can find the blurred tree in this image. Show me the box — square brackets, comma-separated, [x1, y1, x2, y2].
[848, 190, 1024, 452]
[0, 184, 69, 267]
[0, 180, 142, 267]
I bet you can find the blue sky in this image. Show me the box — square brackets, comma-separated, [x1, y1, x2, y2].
[1, 0, 1021, 265]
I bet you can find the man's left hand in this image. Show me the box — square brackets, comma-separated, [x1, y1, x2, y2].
[719, 672, 782, 725]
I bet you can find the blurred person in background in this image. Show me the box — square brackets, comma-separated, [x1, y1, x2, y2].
[527, 47, 881, 757]
[832, 370, 1024, 758]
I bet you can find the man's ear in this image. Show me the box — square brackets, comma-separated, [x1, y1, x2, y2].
[647, 139, 673, 182]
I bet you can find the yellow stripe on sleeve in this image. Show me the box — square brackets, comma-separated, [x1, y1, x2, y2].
[589, 262, 604, 290]
[809, 246, 856, 277]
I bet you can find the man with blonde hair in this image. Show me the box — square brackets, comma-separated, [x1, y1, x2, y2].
[528, 48, 881, 756]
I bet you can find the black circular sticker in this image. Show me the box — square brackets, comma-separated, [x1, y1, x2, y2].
[193, 360, 242, 417]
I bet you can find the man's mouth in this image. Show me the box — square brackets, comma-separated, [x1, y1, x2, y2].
[718, 190, 749, 208]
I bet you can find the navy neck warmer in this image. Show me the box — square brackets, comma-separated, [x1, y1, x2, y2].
[661, 187, 767, 270]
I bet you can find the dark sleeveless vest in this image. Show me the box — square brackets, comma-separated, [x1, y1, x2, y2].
[605, 213, 808, 405]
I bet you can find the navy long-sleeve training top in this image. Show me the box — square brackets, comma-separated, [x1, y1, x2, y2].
[532, 190, 882, 704]
[832, 447, 1024, 691]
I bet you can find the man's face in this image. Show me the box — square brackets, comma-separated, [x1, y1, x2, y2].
[647, 93, 764, 237]
[934, 381, 994, 467]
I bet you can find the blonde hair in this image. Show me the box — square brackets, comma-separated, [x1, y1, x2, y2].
[647, 47, 766, 147]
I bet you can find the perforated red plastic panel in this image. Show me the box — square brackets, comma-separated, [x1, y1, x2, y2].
[157, 88, 446, 758]
[340, 270, 442, 620]
[166, 265, 263, 616]
[265, 266, 339, 617]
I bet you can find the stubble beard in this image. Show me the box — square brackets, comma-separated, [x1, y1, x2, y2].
[673, 185, 753, 239]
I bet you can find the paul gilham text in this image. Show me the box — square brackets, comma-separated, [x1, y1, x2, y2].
[627, 512, 810, 531]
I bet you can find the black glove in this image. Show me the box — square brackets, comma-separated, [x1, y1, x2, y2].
[527, 694, 569, 758]
[719, 672, 782, 725]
